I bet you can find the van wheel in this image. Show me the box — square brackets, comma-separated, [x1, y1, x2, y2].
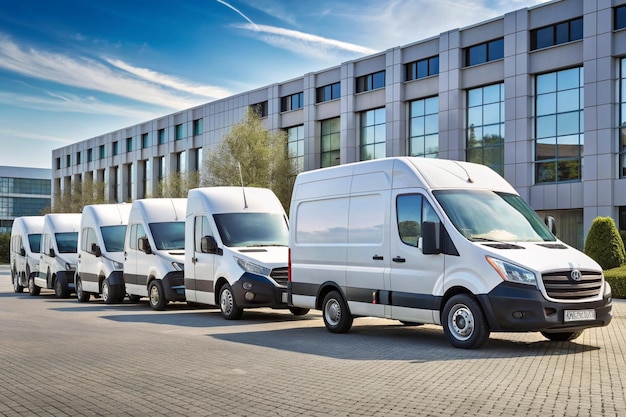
[76, 277, 90, 302]
[442, 294, 490, 349]
[149, 281, 167, 311]
[322, 290, 353, 333]
[102, 278, 119, 304]
[128, 294, 141, 303]
[28, 277, 40, 296]
[13, 272, 24, 293]
[289, 307, 309, 316]
[54, 279, 70, 298]
[219, 284, 243, 320]
[541, 330, 583, 342]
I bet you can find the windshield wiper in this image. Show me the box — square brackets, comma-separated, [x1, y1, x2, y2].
[248, 244, 287, 247]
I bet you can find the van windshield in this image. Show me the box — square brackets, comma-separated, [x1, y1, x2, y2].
[28, 234, 41, 253]
[101, 225, 127, 252]
[433, 190, 556, 243]
[149, 222, 185, 250]
[55, 232, 78, 253]
[213, 213, 288, 247]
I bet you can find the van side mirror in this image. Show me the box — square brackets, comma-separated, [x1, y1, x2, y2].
[49, 248, 56, 258]
[138, 237, 152, 254]
[19, 248, 26, 257]
[544, 216, 557, 236]
[422, 221, 442, 255]
[91, 243, 102, 257]
[201, 235, 222, 255]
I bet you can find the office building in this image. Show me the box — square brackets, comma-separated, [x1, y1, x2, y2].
[0, 166, 51, 233]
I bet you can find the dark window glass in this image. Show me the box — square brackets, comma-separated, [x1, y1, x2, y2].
[356, 71, 385, 92]
[149, 222, 185, 250]
[488, 38, 504, 61]
[55, 232, 78, 253]
[101, 225, 127, 252]
[468, 43, 487, 66]
[570, 18, 583, 40]
[535, 26, 554, 49]
[417, 60, 428, 79]
[429, 56, 439, 75]
[372, 71, 385, 89]
[555, 22, 569, 44]
[616, 5, 626, 30]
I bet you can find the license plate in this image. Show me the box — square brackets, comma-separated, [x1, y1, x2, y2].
[281, 292, 288, 303]
[564, 309, 596, 322]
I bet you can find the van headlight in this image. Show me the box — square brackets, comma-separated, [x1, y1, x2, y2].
[234, 256, 270, 277]
[112, 261, 124, 270]
[171, 262, 184, 272]
[486, 256, 537, 286]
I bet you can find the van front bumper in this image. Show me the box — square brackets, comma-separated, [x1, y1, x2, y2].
[162, 271, 186, 302]
[232, 272, 288, 309]
[478, 282, 612, 332]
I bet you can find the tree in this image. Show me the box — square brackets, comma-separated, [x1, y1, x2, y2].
[51, 177, 107, 213]
[203, 108, 298, 211]
[156, 171, 201, 198]
[584, 216, 625, 270]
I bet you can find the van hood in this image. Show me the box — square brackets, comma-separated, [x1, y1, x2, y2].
[477, 241, 602, 274]
[232, 246, 288, 268]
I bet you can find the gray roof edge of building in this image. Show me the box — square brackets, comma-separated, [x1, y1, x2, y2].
[0, 165, 52, 179]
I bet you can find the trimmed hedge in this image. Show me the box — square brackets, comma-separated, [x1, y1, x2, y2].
[584, 217, 625, 270]
[605, 266, 626, 299]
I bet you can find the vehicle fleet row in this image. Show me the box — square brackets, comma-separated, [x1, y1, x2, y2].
[9, 157, 614, 349]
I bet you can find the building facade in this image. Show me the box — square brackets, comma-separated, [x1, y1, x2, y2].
[52, 0, 626, 250]
[0, 166, 51, 233]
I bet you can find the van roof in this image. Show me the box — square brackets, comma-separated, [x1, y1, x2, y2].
[81, 203, 132, 227]
[129, 198, 187, 222]
[188, 187, 285, 214]
[43, 213, 82, 232]
[12, 216, 45, 234]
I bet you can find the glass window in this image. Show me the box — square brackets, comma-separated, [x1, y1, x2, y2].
[149, 222, 185, 250]
[99, 145, 105, 159]
[396, 194, 440, 247]
[141, 133, 149, 148]
[620, 58, 626, 178]
[87, 148, 93, 162]
[617, 5, 626, 30]
[281, 92, 304, 112]
[112, 141, 119, 156]
[193, 118, 203, 136]
[316, 83, 340, 103]
[287, 125, 304, 173]
[356, 71, 385, 93]
[101, 225, 127, 252]
[158, 129, 166, 144]
[213, 213, 288, 247]
[465, 38, 505, 67]
[531, 18, 583, 51]
[194, 216, 211, 252]
[406, 56, 439, 81]
[55, 232, 78, 253]
[466, 83, 504, 174]
[175, 124, 184, 140]
[126, 137, 133, 152]
[321, 117, 341, 168]
[535, 67, 584, 183]
[360, 108, 386, 161]
[409, 96, 439, 158]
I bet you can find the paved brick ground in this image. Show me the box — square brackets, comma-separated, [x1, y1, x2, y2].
[0, 265, 624, 416]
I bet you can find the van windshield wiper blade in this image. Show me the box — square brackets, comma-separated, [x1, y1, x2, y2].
[248, 244, 287, 247]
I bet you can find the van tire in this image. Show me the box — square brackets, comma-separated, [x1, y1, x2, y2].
[13, 272, 24, 293]
[102, 278, 119, 304]
[28, 277, 40, 296]
[322, 291, 353, 333]
[219, 284, 243, 320]
[76, 277, 90, 302]
[442, 294, 489, 349]
[541, 330, 583, 342]
[289, 307, 310, 316]
[149, 280, 167, 311]
[54, 279, 70, 298]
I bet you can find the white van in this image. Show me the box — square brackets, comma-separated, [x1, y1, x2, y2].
[34, 213, 81, 298]
[288, 157, 613, 349]
[10, 216, 44, 293]
[75, 204, 132, 304]
[123, 198, 187, 310]
[184, 186, 308, 319]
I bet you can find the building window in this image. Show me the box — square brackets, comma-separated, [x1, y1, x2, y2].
[406, 56, 439, 81]
[617, 5, 626, 30]
[125, 163, 133, 201]
[287, 125, 304, 173]
[360, 108, 386, 161]
[535, 67, 584, 184]
[75, 152, 81, 165]
[87, 148, 93, 162]
[141, 133, 150, 148]
[126, 137, 133, 152]
[193, 118, 203, 136]
[409, 96, 439, 158]
[177, 151, 186, 173]
[619, 206, 626, 230]
[111, 166, 119, 202]
[531, 18, 583, 51]
[65, 154, 71, 167]
[619, 58, 626, 178]
[321, 117, 340, 168]
[356, 71, 385, 93]
[99, 145, 105, 159]
[195, 148, 203, 172]
[250, 101, 268, 117]
[112, 141, 119, 156]
[281, 92, 304, 112]
[316, 82, 340, 103]
[467, 83, 504, 175]
[175, 124, 184, 140]
[142, 159, 151, 198]
[55, 158, 61, 170]
[158, 129, 166, 144]
[466, 38, 504, 67]
[157, 156, 165, 182]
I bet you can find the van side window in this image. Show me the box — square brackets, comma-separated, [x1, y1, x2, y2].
[396, 194, 439, 247]
[42, 234, 50, 255]
[129, 224, 146, 250]
[194, 216, 211, 252]
[81, 228, 98, 253]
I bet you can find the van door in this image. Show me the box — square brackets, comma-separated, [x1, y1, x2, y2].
[190, 215, 216, 305]
[79, 227, 100, 293]
[389, 191, 445, 324]
[124, 223, 144, 293]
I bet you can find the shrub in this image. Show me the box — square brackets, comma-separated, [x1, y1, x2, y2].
[0, 232, 9, 264]
[584, 217, 625, 270]
[604, 265, 626, 299]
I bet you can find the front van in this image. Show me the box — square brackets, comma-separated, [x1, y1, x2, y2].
[288, 157, 612, 349]
[10, 216, 44, 293]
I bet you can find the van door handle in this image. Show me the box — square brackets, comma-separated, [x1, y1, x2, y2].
[192, 257, 198, 264]
[392, 256, 406, 263]
[372, 255, 383, 261]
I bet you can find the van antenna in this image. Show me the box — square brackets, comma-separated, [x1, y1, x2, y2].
[453, 161, 474, 183]
[238, 162, 248, 209]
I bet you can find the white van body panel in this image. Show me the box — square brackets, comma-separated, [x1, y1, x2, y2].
[288, 157, 612, 348]
[10, 216, 44, 291]
[37, 213, 81, 294]
[76, 204, 131, 299]
[123, 198, 186, 307]
[184, 187, 291, 316]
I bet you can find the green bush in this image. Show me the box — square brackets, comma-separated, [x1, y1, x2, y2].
[621, 230, 626, 251]
[604, 265, 626, 299]
[584, 217, 625, 270]
[0, 232, 10, 264]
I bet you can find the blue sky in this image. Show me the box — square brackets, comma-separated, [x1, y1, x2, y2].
[0, 0, 549, 169]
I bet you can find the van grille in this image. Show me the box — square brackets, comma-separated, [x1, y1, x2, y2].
[541, 270, 603, 300]
[270, 267, 288, 286]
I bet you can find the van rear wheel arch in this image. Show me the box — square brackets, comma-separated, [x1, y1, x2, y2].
[315, 282, 345, 311]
